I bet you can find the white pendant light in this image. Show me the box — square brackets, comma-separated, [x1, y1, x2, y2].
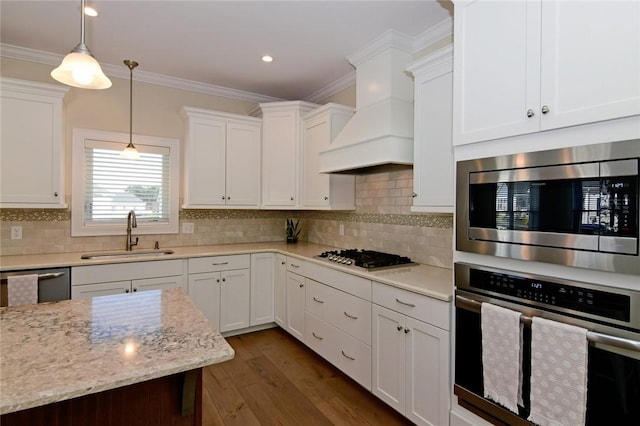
[121, 59, 140, 160]
[51, 0, 112, 89]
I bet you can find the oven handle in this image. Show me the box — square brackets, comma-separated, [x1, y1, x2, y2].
[455, 294, 640, 353]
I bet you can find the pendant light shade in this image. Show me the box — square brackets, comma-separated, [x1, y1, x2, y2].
[51, 0, 111, 89]
[121, 59, 140, 160]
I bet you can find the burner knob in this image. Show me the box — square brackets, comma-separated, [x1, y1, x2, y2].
[346, 260, 353, 265]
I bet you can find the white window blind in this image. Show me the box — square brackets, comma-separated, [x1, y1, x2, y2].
[84, 140, 170, 225]
[72, 129, 179, 237]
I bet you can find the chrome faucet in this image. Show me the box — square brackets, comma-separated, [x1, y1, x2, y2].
[126, 210, 138, 251]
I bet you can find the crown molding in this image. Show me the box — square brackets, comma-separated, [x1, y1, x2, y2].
[0, 43, 282, 103]
[304, 70, 356, 104]
[412, 16, 453, 52]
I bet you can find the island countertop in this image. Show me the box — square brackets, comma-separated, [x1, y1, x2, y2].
[0, 288, 234, 415]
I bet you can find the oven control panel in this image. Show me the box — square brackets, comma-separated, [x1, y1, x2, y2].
[469, 268, 631, 322]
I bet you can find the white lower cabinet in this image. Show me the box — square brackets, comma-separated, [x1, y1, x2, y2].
[274, 253, 287, 327]
[71, 259, 186, 299]
[187, 254, 250, 332]
[285, 270, 306, 342]
[250, 253, 275, 326]
[304, 277, 372, 389]
[372, 283, 451, 426]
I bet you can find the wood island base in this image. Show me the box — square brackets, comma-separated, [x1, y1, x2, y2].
[1, 368, 203, 426]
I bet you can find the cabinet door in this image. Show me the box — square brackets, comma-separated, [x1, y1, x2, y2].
[274, 254, 287, 327]
[188, 272, 221, 328]
[219, 269, 250, 332]
[285, 271, 306, 341]
[453, 0, 541, 145]
[71, 281, 131, 299]
[226, 121, 261, 206]
[250, 253, 275, 326]
[539, 0, 640, 130]
[183, 117, 226, 206]
[372, 304, 406, 414]
[303, 117, 331, 207]
[133, 275, 183, 293]
[405, 317, 450, 426]
[411, 54, 454, 213]
[262, 110, 297, 207]
[0, 80, 67, 207]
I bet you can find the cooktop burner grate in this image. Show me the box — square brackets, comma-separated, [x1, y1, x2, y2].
[317, 249, 414, 269]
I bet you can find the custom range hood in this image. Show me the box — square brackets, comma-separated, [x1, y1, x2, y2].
[320, 31, 414, 174]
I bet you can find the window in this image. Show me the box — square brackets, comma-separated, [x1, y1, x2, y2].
[72, 128, 179, 236]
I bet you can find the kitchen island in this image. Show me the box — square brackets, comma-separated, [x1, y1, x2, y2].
[0, 288, 234, 425]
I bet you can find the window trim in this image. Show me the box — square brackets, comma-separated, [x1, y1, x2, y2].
[71, 128, 180, 237]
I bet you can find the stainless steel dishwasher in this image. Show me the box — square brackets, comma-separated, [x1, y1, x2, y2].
[0, 267, 70, 307]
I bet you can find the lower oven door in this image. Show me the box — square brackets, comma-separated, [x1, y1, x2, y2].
[454, 291, 640, 426]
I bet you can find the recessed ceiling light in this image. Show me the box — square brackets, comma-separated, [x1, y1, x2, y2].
[84, 6, 98, 17]
[261, 55, 274, 63]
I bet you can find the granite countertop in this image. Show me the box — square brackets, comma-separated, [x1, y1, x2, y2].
[0, 288, 234, 415]
[0, 241, 453, 301]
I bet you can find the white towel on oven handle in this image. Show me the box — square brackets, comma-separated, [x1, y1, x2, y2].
[528, 316, 589, 426]
[481, 302, 523, 413]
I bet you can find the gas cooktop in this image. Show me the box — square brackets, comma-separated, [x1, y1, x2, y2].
[317, 249, 415, 270]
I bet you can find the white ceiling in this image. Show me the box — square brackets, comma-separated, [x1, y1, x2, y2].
[0, 1, 453, 102]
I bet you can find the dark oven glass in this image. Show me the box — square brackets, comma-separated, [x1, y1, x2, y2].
[469, 175, 638, 238]
[455, 304, 640, 425]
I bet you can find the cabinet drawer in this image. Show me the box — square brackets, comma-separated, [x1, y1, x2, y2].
[305, 261, 371, 300]
[286, 257, 308, 275]
[72, 260, 184, 285]
[305, 279, 371, 345]
[305, 313, 371, 390]
[372, 281, 450, 331]
[188, 254, 250, 273]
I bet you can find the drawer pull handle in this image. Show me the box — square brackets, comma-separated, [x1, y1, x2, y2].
[313, 297, 324, 304]
[341, 350, 355, 361]
[312, 332, 323, 341]
[395, 298, 416, 308]
[344, 311, 358, 320]
[290, 263, 300, 268]
[211, 262, 229, 266]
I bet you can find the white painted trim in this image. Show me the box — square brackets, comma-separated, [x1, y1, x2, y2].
[304, 71, 356, 104]
[1, 43, 282, 103]
[412, 17, 453, 52]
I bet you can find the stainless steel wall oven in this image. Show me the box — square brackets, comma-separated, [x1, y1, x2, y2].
[454, 262, 640, 426]
[456, 139, 639, 275]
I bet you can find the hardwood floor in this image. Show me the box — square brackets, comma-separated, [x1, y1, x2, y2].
[202, 327, 412, 425]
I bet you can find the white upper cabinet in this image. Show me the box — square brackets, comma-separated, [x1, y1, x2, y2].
[407, 46, 454, 213]
[181, 107, 261, 208]
[302, 103, 356, 210]
[259, 101, 318, 208]
[1, 78, 68, 208]
[453, 0, 640, 145]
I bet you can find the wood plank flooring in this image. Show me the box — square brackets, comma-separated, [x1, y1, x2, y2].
[202, 327, 412, 425]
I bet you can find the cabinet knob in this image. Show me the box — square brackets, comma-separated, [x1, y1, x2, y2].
[397, 325, 403, 331]
[125, 288, 130, 293]
[299, 283, 304, 288]
[217, 279, 220, 283]
[222, 278, 226, 282]
[412, 192, 417, 198]
[526, 109, 535, 118]
[324, 196, 328, 200]
[281, 261, 286, 265]
[222, 196, 226, 200]
[541, 105, 550, 114]
[227, 196, 230, 200]
[133, 288, 137, 292]
[290, 197, 294, 201]
[404, 328, 410, 334]
[54, 192, 58, 197]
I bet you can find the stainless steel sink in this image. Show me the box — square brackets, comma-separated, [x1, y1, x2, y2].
[80, 249, 175, 260]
